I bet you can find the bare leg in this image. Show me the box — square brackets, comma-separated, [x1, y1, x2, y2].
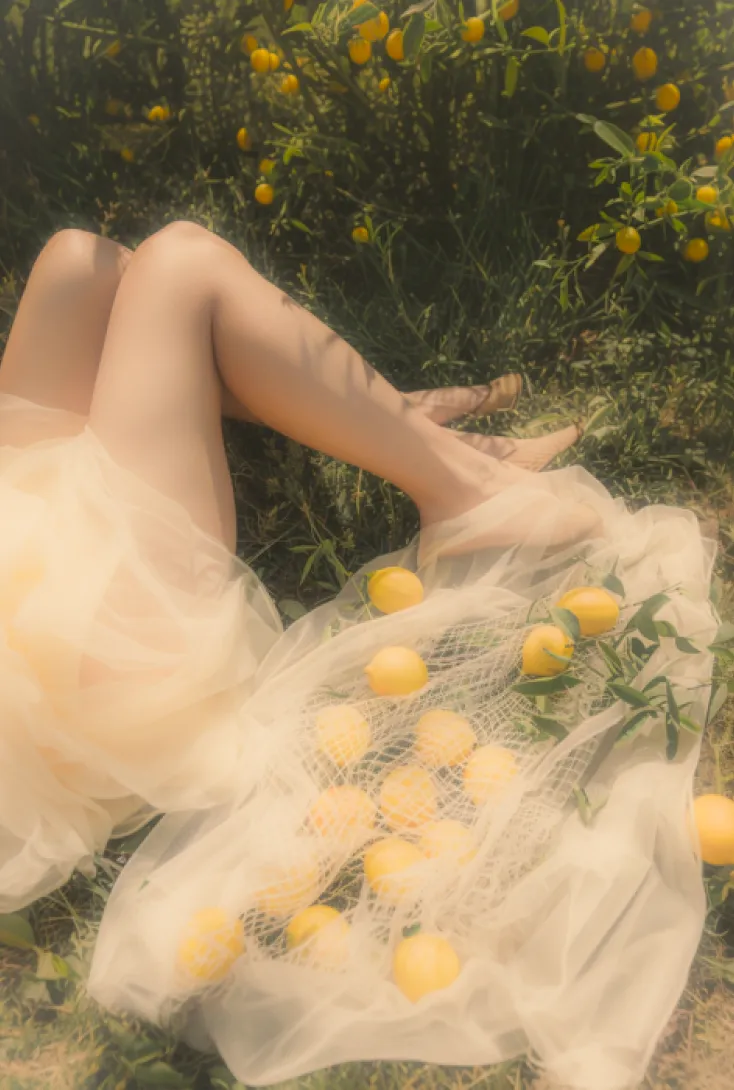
[88, 222, 600, 556]
[456, 423, 583, 471]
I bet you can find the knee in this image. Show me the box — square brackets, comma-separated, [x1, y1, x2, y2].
[37, 229, 132, 289]
[135, 220, 232, 268]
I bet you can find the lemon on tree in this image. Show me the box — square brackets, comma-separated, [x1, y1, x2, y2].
[348, 38, 372, 64]
[386, 29, 404, 61]
[414, 709, 476, 767]
[632, 47, 657, 81]
[583, 47, 605, 73]
[521, 624, 574, 676]
[285, 904, 351, 969]
[367, 567, 424, 614]
[706, 211, 732, 232]
[636, 132, 658, 153]
[683, 238, 708, 263]
[380, 764, 437, 829]
[461, 17, 484, 43]
[176, 907, 246, 984]
[655, 83, 680, 112]
[616, 226, 641, 254]
[716, 135, 733, 160]
[463, 745, 518, 806]
[236, 127, 252, 151]
[419, 819, 477, 865]
[555, 586, 620, 636]
[352, 226, 370, 243]
[656, 199, 678, 218]
[364, 836, 427, 904]
[393, 932, 461, 1002]
[280, 74, 299, 94]
[259, 158, 275, 175]
[250, 47, 271, 73]
[315, 704, 371, 766]
[241, 34, 258, 54]
[147, 104, 170, 122]
[378, 76, 391, 93]
[255, 183, 274, 205]
[630, 8, 652, 33]
[268, 52, 281, 71]
[696, 185, 717, 205]
[358, 10, 389, 42]
[499, 0, 519, 19]
[364, 646, 428, 696]
[692, 795, 734, 865]
[252, 850, 321, 919]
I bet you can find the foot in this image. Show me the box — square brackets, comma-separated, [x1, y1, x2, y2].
[454, 423, 582, 472]
[404, 374, 522, 425]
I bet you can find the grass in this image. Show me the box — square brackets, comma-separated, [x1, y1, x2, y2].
[1, 201, 734, 1090]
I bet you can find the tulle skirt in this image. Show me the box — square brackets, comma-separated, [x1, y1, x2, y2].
[85, 458, 718, 1090]
[0, 392, 283, 911]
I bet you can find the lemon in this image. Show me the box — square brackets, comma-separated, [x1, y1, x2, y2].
[367, 567, 424, 614]
[630, 8, 652, 33]
[358, 10, 389, 42]
[393, 933, 460, 1002]
[583, 48, 605, 73]
[715, 135, 733, 160]
[386, 29, 404, 61]
[364, 837, 427, 904]
[309, 785, 377, 841]
[655, 83, 680, 112]
[236, 127, 252, 151]
[636, 132, 657, 153]
[655, 199, 678, 218]
[414, 709, 477, 768]
[418, 819, 477, 865]
[632, 47, 657, 81]
[120, 147, 135, 163]
[259, 158, 276, 175]
[683, 238, 709, 263]
[285, 905, 351, 969]
[315, 704, 371, 766]
[147, 104, 170, 122]
[380, 765, 437, 830]
[241, 34, 258, 54]
[348, 38, 372, 64]
[252, 851, 320, 918]
[521, 624, 574, 676]
[284, 0, 294, 9]
[281, 74, 299, 94]
[461, 17, 484, 43]
[696, 185, 717, 205]
[555, 586, 620, 637]
[365, 646, 428, 696]
[176, 907, 245, 983]
[463, 745, 518, 806]
[499, 0, 519, 19]
[255, 183, 274, 205]
[693, 795, 734, 865]
[250, 48, 271, 73]
[706, 211, 731, 232]
[378, 76, 391, 92]
[268, 51, 281, 71]
[616, 226, 641, 254]
[105, 39, 122, 58]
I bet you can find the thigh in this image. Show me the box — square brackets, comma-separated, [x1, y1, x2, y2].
[88, 222, 237, 552]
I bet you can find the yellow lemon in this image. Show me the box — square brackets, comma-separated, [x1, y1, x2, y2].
[255, 182, 274, 205]
[280, 73, 300, 94]
[463, 745, 518, 806]
[636, 131, 658, 153]
[352, 226, 370, 243]
[367, 567, 424, 614]
[555, 586, 620, 637]
[250, 48, 271, 73]
[315, 704, 371, 766]
[521, 624, 574, 676]
[418, 819, 477, 865]
[284, 0, 294, 9]
[706, 211, 731, 232]
[655, 83, 680, 112]
[259, 157, 276, 175]
[414, 709, 476, 768]
[632, 46, 657, 81]
[285, 904, 351, 969]
[499, 0, 519, 19]
[365, 646, 428, 696]
[348, 37, 372, 64]
[147, 104, 171, 122]
[693, 795, 734, 865]
[359, 10, 389, 42]
[380, 765, 437, 829]
[696, 185, 717, 205]
[683, 237, 709, 263]
[120, 147, 135, 162]
[253, 852, 320, 918]
[236, 126, 252, 151]
[630, 8, 652, 33]
[309, 785, 377, 840]
[378, 76, 391, 92]
[715, 135, 733, 160]
[241, 34, 258, 54]
[393, 933, 461, 1002]
[616, 226, 641, 254]
[386, 29, 404, 61]
[364, 837, 427, 904]
[655, 199, 677, 218]
[105, 39, 122, 58]
[461, 17, 484, 43]
[176, 907, 245, 983]
[583, 48, 605, 73]
[268, 51, 281, 71]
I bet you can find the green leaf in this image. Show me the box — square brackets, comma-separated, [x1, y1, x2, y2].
[555, 0, 567, 52]
[597, 640, 624, 677]
[664, 678, 680, 726]
[403, 11, 426, 58]
[674, 636, 699, 654]
[713, 622, 734, 646]
[668, 179, 693, 201]
[522, 26, 549, 45]
[680, 714, 702, 735]
[665, 714, 679, 761]
[625, 594, 670, 637]
[549, 606, 581, 642]
[592, 121, 635, 158]
[282, 22, 314, 36]
[616, 708, 655, 743]
[278, 598, 308, 621]
[342, 2, 380, 32]
[573, 786, 593, 825]
[602, 572, 625, 596]
[531, 715, 569, 741]
[402, 922, 421, 938]
[36, 950, 70, 981]
[290, 219, 313, 234]
[707, 683, 729, 725]
[135, 1062, 187, 1087]
[503, 56, 519, 98]
[0, 912, 36, 950]
[614, 253, 635, 277]
[513, 674, 582, 696]
[608, 681, 653, 708]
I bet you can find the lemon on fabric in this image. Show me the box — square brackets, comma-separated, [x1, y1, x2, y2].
[630, 8, 652, 33]
[367, 567, 424, 614]
[696, 185, 717, 205]
[716, 135, 733, 160]
[280, 74, 299, 94]
[655, 83, 680, 112]
[241, 33, 258, 54]
[463, 745, 518, 806]
[348, 38, 372, 64]
[616, 226, 641, 254]
[236, 127, 252, 151]
[250, 47, 271, 73]
[176, 907, 245, 984]
[583, 48, 605, 73]
[364, 646, 428, 696]
[358, 10, 389, 42]
[555, 586, 620, 637]
[386, 29, 404, 61]
[309, 785, 377, 840]
[414, 709, 477, 768]
[461, 17, 484, 43]
[352, 226, 370, 243]
[632, 47, 657, 81]
[315, 704, 371, 766]
[656, 199, 678, 218]
[255, 183, 274, 205]
[364, 837, 427, 904]
[521, 624, 574, 676]
[499, 0, 519, 19]
[285, 905, 351, 969]
[636, 132, 658, 153]
[253, 851, 321, 919]
[393, 932, 461, 1003]
[380, 765, 437, 829]
[147, 104, 171, 122]
[419, 819, 477, 866]
[692, 795, 734, 865]
[683, 238, 709, 263]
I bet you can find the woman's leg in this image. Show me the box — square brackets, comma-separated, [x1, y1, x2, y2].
[88, 221, 600, 554]
[0, 230, 131, 418]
